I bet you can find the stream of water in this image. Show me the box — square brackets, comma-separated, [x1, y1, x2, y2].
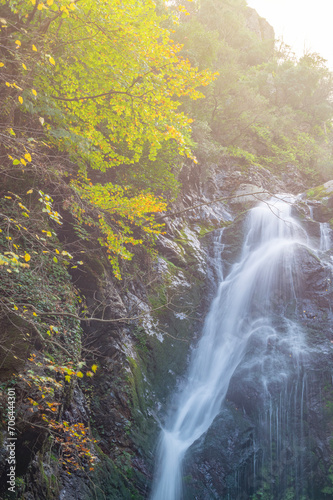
[150, 195, 331, 500]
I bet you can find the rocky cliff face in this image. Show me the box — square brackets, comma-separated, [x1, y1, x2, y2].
[136, 160, 333, 499]
[245, 7, 275, 42]
[1, 153, 333, 500]
[180, 196, 333, 499]
[88, 157, 333, 499]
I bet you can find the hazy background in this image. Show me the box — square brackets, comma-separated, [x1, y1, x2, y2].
[247, 0, 333, 69]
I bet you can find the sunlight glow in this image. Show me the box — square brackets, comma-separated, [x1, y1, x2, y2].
[247, 0, 333, 69]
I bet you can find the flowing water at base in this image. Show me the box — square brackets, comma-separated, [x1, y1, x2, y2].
[150, 195, 328, 500]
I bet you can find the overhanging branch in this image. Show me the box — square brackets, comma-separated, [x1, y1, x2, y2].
[156, 190, 273, 221]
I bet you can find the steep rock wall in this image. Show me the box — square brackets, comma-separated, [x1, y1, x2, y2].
[1, 154, 332, 499]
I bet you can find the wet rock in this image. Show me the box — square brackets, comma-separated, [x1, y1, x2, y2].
[184, 407, 256, 499]
[281, 164, 308, 193]
[171, 193, 333, 500]
[156, 234, 187, 267]
[301, 180, 333, 222]
[10, 154, 333, 500]
[176, 226, 207, 278]
[323, 180, 333, 193]
[230, 183, 270, 206]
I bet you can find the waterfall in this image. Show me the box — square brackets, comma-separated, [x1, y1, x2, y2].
[150, 196, 326, 500]
[320, 222, 331, 252]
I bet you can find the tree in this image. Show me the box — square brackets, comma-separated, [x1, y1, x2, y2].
[0, 0, 217, 277]
[170, 0, 333, 180]
[1, 0, 215, 168]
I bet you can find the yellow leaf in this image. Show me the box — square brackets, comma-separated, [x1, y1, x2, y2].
[76, 371, 84, 378]
[20, 158, 27, 166]
[37, 3, 44, 10]
[32, 312, 37, 317]
[22, 63, 27, 70]
[24, 153, 32, 162]
[91, 364, 98, 373]
[32, 89, 37, 96]
[0, 62, 4, 67]
[15, 40, 21, 47]
[18, 96, 23, 104]
[32, 44, 37, 52]
[24, 253, 31, 262]
[49, 56, 55, 65]
[47, 0, 53, 5]
[65, 375, 71, 383]
[26, 189, 33, 194]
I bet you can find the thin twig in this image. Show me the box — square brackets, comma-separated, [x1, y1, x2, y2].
[156, 190, 273, 221]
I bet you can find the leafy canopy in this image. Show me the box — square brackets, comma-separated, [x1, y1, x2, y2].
[172, 0, 333, 180]
[4, 0, 216, 169]
[0, 0, 216, 277]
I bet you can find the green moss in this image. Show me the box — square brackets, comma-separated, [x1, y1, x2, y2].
[37, 455, 59, 500]
[132, 326, 148, 353]
[148, 281, 168, 312]
[147, 256, 186, 313]
[84, 255, 106, 279]
[197, 220, 232, 238]
[306, 184, 329, 201]
[84, 453, 144, 500]
[0, 319, 30, 380]
[159, 256, 182, 272]
[126, 356, 156, 445]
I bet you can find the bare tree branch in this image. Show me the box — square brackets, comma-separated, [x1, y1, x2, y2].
[156, 190, 273, 221]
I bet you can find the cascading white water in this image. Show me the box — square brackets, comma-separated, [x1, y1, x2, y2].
[320, 222, 331, 252]
[150, 195, 312, 500]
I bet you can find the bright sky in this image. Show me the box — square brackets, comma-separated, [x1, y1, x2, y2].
[247, 0, 333, 70]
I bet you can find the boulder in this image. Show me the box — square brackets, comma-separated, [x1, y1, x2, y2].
[230, 183, 270, 205]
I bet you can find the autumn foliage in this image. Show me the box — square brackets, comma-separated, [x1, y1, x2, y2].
[0, 0, 216, 276]
[0, 1, 216, 477]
